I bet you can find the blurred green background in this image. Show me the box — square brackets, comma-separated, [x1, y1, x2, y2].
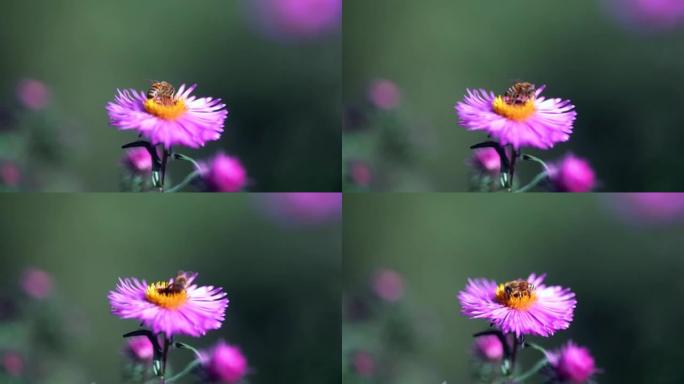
[343, 0, 684, 191]
[343, 194, 684, 383]
[0, 194, 341, 383]
[0, 0, 341, 191]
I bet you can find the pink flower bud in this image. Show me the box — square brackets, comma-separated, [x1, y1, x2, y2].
[372, 269, 405, 303]
[368, 79, 401, 110]
[21, 268, 53, 300]
[202, 341, 248, 383]
[547, 341, 597, 383]
[473, 335, 504, 362]
[201, 153, 248, 192]
[549, 154, 596, 192]
[17, 79, 50, 110]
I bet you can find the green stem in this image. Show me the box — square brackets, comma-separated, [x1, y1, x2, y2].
[165, 359, 201, 383]
[174, 153, 203, 171]
[511, 358, 548, 383]
[524, 341, 549, 356]
[175, 342, 204, 360]
[514, 171, 548, 193]
[165, 171, 201, 193]
[521, 154, 550, 172]
[159, 147, 170, 192]
[161, 335, 171, 383]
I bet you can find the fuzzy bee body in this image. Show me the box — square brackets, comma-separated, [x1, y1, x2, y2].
[502, 280, 534, 300]
[147, 81, 177, 106]
[503, 82, 536, 105]
[158, 271, 189, 295]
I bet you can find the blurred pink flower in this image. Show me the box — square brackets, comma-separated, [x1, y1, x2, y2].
[248, 0, 341, 40]
[17, 79, 51, 110]
[547, 341, 597, 383]
[2, 351, 23, 377]
[201, 153, 248, 192]
[201, 341, 248, 383]
[352, 351, 375, 377]
[613, 193, 684, 223]
[368, 79, 401, 110]
[372, 269, 405, 302]
[549, 154, 596, 193]
[350, 161, 373, 187]
[261, 193, 342, 224]
[122, 148, 153, 173]
[21, 268, 53, 300]
[470, 148, 501, 174]
[473, 335, 504, 362]
[125, 336, 154, 361]
[1, 162, 21, 187]
[605, 0, 684, 29]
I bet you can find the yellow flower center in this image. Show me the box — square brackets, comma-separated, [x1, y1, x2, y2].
[495, 280, 537, 310]
[144, 98, 187, 120]
[145, 281, 187, 310]
[492, 96, 536, 121]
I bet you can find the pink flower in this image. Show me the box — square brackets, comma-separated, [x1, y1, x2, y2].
[249, 0, 342, 39]
[17, 79, 51, 110]
[613, 193, 684, 224]
[605, 0, 684, 29]
[201, 341, 248, 383]
[470, 148, 501, 174]
[201, 153, 248, 192]
[549, 154, 596, 192]
[108, 272, 228, 337]
[352, 351, 375, 377]
[350, 161, 373, 187]
[458, 273, 576, 337]
[456, 83, 576, 150]
[21, 268, 53, 300]
[547, 341, 597, 383]
[372, 269, 405, 302]
[125, 336, 154, 361]
[122, 148, 153, 173]
[261, 193, 342, 224]
[2, 351, 23, 377]
[1, 162, 21, 187]
[107, 83, 227, 149]
[473, 335, 504, 362]
[368, 79, 401, 110]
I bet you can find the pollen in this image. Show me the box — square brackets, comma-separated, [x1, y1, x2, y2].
[145, 281, 187, 310]
[492, 96, 536, 122]
[495, 280, 537, 310]
[144, 98, 187, 120]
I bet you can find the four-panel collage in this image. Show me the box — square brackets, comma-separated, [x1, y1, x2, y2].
[1, 1, 683, 383]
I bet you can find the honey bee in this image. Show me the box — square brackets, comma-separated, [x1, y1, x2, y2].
[503, 82, 536, 105]
[147, 81, 177, 106]
[158, 271, 189, 295]
[502, 280, 535, 300]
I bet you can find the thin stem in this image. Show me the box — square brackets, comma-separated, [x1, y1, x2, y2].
[175, 342, 204, 360]
[521, 154, 550, 172]
[509, 336, 519, 376]
[173, 153, 203, 172]
[524, 341, 549, 356]
[165, 170, 201, 193]
[507, 146, 519, 191]
[165, 359, 201, 383]
[512, 358, 548, 383]
[514, 171, 549, 193]
[159, 147, 170, 191]
[160, 335, 171, 383]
